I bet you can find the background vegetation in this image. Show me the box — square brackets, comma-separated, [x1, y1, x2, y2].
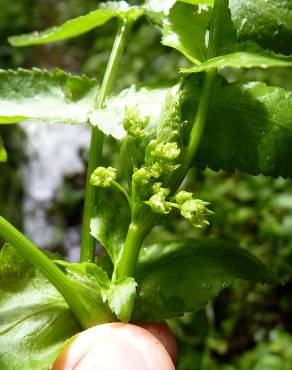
[1, 1, 292, 369]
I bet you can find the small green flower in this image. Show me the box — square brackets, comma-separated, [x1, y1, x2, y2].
[175, 191, 193, 205]
[132, 167, 152, 186]
[150, 162, 180, 178]
[123, 106, 149, 138]
[90, 166, 117, 187]
[146, 183, 171, 214]
[150, 140, 181, 161]
[180, 199, 213, 228]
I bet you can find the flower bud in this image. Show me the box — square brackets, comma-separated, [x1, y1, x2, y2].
[90, 167, 117, 188]
[123, 106, 149, 138]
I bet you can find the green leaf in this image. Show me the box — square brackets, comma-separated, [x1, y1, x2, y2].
[0, 244, 80, 370]
[133, 238, 274, 322]
[182, 51, 292, 73]
[230, 0, 292, 55]
[179, 0, 214, 4]
[102, 277, 138, 323]
[182, 77, 292, 178]
[213, 0, 238, 55]
[90, 189, 131, 263]
[89, 85, 170, 140]
[73, 262, 137, 322]
[0, 137, 7, 162]
[8, 2, 143, 47]
[143, 0, 177, 25]
[0, 68, 97, 125]
[161, 2, 210, 64]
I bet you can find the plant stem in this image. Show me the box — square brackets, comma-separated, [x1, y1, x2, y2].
[80, 19, 133, 262]
[0, 215, 114, 328]
[168, 0, 223, 192]
[169, 70, 217, 192]
[112, 217, 151, 281]
[113, 0, 224, 285]
[113, 181, 132, 209]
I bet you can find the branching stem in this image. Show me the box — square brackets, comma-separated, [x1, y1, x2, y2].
[114, 0, 224, 286]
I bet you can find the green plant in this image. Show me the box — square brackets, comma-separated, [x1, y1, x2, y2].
[0, 0, 291, 368]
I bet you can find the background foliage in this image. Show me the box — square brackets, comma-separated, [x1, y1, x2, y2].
[1, 1, 292, 369]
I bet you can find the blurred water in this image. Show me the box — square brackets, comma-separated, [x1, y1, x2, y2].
[20, 121, 90, 252]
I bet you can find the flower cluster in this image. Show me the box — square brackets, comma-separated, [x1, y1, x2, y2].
[123, 106, 149, 138]
[175, 191, 213, 228]
[90, 166, 117, 187]
[146, 188, 213, 228]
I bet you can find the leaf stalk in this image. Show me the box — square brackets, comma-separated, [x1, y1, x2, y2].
[80, 18, 134, 262]
[0, 215, 114, 329]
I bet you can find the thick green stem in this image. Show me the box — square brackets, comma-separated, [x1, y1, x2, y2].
[0, 215, 114, 328]
[80, 19, 133, 262]
[113, 217, 152, 281]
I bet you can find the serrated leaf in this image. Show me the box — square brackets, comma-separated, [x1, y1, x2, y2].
[71, 261, 137, 322]
[182, 51, 292, 73]
[102, 277, 138, 323]
[230, 0, 292, 55]
[182, 78, 292, 178]
[90, 189, 131, 263]
[0, 244, 80, 370]
[0, 137, 7, 162]
[133, 238, 274, 322]
[0, 68, 97, 125]
[8, 2, 143, 47]
[162, 2, 210, 64]
[89, 85, 169, 140]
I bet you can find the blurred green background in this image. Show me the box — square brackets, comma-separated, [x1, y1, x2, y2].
[1, 1, 292, 369]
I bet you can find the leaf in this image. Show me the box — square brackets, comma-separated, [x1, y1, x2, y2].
[0, 137, 7, 162]
[89, 85, 170, 140]
[213, 0, 238, 55]
[161, 2, 210, 64]
[133, 238, 274, 322]
[182, 51, 292, 73]
[182, 77, 292, 178]
[72, 262, 137, 322]
[8, 2, 143, 47]
[230, 0, 292, 55]
[0, 244, 80, 370]
[90, 189, 131, 263]
[0, 68, 97, 125]
[179, 0, 214, 4]
[102, 277, 138, 323]
[143, 0, 177, 25]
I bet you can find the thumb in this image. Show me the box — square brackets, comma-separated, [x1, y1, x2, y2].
[52, 323, 176, 370]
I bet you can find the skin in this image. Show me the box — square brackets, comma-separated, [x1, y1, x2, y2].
[52, 322, 177, 370]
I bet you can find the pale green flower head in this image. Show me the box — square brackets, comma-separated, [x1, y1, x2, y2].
[90, 166, 117, 187]
[175, 191, 193, 205]
[150, 141, 181, 161]
[180, 199, 213, 228]
[146, 183, 171, 214]
[123, 106, 150, 138]
[132, 167, 152, 186]
[150, 162, 180, 179]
